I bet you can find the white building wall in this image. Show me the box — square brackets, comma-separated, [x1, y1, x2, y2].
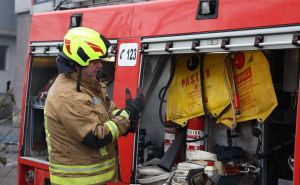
[0, 38, 16, 93]
[14, 0, 31, 126]
[12, 13, 31, 126]
[15, 0, 31, 13]
[0, 0, 17, 93]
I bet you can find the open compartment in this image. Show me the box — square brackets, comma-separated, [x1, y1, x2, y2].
[137, 48, 298, 185]
[21, 56, 57, 161]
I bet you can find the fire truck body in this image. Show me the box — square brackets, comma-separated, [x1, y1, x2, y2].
[18, 0, 300, 184]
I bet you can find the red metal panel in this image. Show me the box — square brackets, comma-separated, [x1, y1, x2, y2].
[19, 158, 49, 171]
[294, 81, 300, 185]
[18, 49, 32, 185]
[113, 38, 141, 184]
[34, 168, 50, 185]
[30, 0, 300, 42]
[107, 183, 127, 185]
[131, 0, 300, 37]
[18, 165, 34, 185]
[30, 4, 134, 42]
[18, 50, 30, 152]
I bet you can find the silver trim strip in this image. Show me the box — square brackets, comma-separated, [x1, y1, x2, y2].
[142, 25, 300, 43]
[30, 40, 118, 55]
[258, 41, 291, 46]
[30, 40, 118, 46]
[141, 26, 300, 54]
[225, 43, 254, 48]
[196, 45, 221, 49]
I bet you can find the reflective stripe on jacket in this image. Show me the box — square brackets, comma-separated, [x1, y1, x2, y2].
[50, 158, 115, 185]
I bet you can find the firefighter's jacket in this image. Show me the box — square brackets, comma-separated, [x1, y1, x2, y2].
[44, 73, 130, 185]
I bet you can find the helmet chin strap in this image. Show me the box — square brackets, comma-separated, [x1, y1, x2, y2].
[76, 67, 83, 92]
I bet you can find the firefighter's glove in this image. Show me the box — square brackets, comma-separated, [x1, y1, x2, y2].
[125, 91, 145, 133]
[128, 119, 139, 133]
[125, 93, 145, 121]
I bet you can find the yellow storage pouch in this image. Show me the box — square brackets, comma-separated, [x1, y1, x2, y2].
[218, 51, 278, 128]
[166, 54, 231, 126]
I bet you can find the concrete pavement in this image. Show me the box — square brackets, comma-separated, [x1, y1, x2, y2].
[0, 119, 19, 185]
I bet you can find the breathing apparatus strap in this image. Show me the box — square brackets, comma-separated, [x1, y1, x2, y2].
[199, 54, 213, 118]
[159, 57, 176, 125]
[76, 67, 82, 92]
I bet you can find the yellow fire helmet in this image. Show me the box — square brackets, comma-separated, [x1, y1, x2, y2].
[62, 27, 111, 67]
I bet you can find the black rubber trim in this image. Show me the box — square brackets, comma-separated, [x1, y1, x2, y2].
[200, 54, 209, 115]
[100, 34, 111, 50]
[81, 130, 113, 149]
[77, 47, 90, 63]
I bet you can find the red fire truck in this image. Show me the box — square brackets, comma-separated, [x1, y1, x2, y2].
[18, 0, 300, 184]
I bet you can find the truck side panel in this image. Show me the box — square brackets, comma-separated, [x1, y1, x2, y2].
[131, 0, 300, 37]
[30, 5, 134, 41]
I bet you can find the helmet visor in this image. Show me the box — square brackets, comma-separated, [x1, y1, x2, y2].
[100, 56, 115, 62]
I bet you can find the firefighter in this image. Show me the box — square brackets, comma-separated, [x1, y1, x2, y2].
[44, 27, 144, 185]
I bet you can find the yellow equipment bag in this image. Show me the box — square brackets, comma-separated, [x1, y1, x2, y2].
[217, 51, 278, 128]
[166, 54, 231, 126]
